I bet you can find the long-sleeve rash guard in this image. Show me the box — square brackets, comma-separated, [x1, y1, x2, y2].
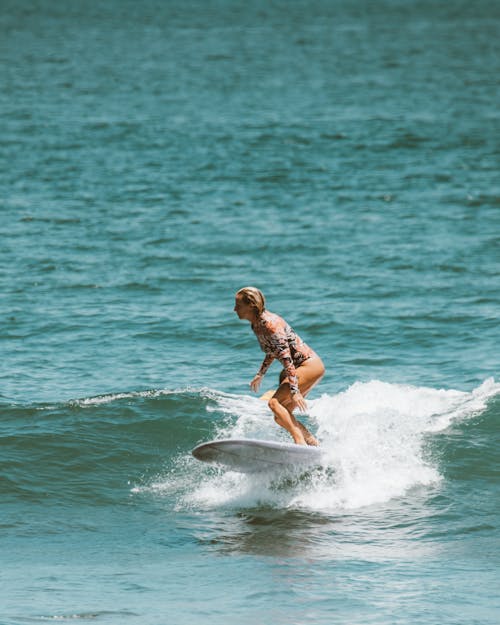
[251, 310, 315, 395]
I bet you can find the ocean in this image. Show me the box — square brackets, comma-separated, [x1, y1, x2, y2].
[1, 0, 499, 623]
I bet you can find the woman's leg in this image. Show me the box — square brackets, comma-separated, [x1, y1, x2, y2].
[268, 357, 325, 445]
[268, 396, 308, 444]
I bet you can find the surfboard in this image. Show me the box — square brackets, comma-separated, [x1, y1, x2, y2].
[191, 438, 323, 473]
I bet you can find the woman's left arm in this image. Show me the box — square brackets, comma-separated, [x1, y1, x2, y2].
[268, 330, 301, 397]
[276, 348, 307, 412]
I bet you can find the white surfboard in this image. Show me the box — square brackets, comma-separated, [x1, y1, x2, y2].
[192, 438, 323, 473]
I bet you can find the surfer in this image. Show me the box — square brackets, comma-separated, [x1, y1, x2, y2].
[234, 286, 325, 446]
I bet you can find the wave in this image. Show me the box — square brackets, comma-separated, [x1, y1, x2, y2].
[0, 387, 221, 504]
[144, 378, 500, 513]
[2, 379, 499, 511]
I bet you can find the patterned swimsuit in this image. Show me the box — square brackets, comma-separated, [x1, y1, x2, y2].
[252, 310, 316, 395]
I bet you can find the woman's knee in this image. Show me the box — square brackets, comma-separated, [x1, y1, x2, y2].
[268, 397, 280, 412]
[269, 395, 293, 412]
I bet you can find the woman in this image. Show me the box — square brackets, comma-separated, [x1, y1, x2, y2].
[234, 286, 325, 446]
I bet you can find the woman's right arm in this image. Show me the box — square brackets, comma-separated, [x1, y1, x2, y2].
[250, 354, 274, 392]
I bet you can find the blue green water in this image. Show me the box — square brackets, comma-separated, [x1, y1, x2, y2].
[1, 0, 499, 623]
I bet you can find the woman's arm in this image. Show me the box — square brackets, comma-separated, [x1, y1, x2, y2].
[257, 353, 274, 378]
[250, 354, 274, 392]
[266, 330, 299, 395]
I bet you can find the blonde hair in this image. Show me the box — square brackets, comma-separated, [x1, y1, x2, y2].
[236, 286, 266, 315]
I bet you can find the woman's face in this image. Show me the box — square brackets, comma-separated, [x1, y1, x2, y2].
[234, 294, 256, 321]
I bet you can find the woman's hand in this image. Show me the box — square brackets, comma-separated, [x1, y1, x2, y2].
[292, 392, 307, 413]
[250, 374, 263, 393]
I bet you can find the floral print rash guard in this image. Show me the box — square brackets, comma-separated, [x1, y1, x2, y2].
[251, 310, 315, 395]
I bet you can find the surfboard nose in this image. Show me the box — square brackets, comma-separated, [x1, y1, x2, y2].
[192, 442, 219, 462]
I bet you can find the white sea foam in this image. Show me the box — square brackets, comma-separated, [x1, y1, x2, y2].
[178, 378, 500, 513]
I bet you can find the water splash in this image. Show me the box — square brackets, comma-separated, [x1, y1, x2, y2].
[148, 379, 500, 513]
